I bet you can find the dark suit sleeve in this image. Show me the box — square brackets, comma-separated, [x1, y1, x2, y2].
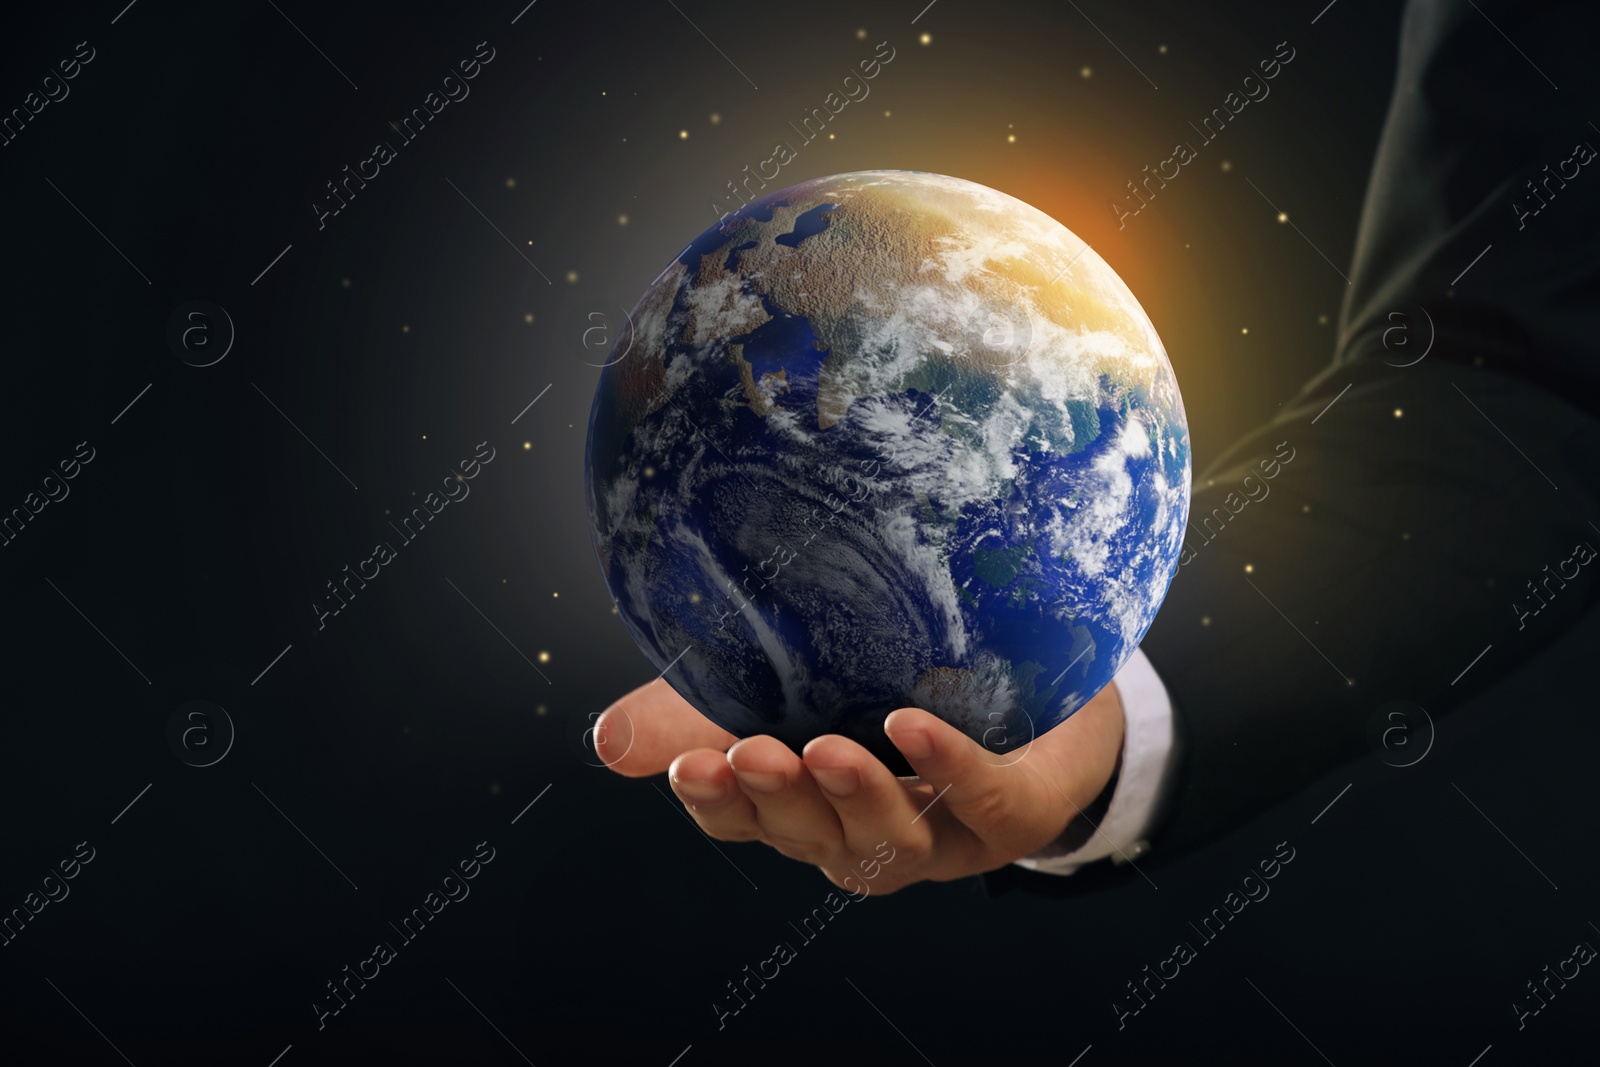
[986, 0, 1600, 897]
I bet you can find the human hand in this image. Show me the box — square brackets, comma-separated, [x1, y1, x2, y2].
[592, 680, 1125, 895]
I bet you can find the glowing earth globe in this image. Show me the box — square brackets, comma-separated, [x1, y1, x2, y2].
[586, 171, 1189, 769]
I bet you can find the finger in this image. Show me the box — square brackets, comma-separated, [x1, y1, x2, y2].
[727, 736, 844, 866]
[820, 861, 929, 897]
[669, 749, 762, 841]
[883, 707, 1061, 851]
[594, 679, 739, 777]
[801, 734, 937, 864]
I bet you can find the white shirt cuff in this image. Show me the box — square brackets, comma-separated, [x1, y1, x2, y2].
[1012, 646, 1177, 876]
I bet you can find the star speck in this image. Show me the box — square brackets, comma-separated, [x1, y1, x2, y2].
[524, 313, 535, 323]
[1080, 66, 1092, 78]
[505, 178, 516, 188]
[340, 277, 351, 288]
[1244, 564, 1254, 573]
[566, 270, 579, 283]
[537, 650, 551, 663]
[679, 129, 689, 139]
[919, 33, 931, 44]
[1277, 212, 1288, 223]
[1220, 160, 1233, 172]
[618, 214, 629, 226]
[522, 441, 531, 450]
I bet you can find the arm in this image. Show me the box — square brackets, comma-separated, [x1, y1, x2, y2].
[994, 0, 1600, 886]
[1123, 0, 1600, 868]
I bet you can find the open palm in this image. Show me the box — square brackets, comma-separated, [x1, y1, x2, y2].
[593, 679, 1124, 895]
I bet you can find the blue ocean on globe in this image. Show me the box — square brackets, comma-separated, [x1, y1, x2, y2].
[586, 171, 1190, 768]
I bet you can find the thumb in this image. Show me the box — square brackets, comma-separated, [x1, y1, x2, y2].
[882, 707, 1062, 849]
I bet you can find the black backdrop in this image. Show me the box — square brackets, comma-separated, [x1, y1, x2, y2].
[2, 1, 1594, 1063]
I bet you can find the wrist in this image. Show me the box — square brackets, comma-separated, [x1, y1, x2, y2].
[1075, 679, 1126, 806]
[1031, 682, 1125, 857]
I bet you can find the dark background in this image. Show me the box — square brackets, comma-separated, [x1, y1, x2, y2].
[2, 1, 1594, 1063]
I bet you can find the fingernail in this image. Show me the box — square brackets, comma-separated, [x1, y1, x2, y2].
[811, 766, 860, 797]
[673, 775, 726, 803]
[593, 709, 631, 758]
[890, 725, 934, 761]
[734, 769, 786, 794]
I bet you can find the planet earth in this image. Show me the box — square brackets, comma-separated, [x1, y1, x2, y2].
[585, 170, 1189, 770]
